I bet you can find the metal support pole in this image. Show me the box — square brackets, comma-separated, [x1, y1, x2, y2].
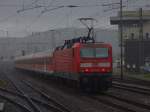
[139, 8, 143, 40]
[120, 0, 123, 80]
[139, 8, 143, 71]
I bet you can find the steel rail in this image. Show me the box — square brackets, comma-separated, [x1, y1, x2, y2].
[23, 81, 72, 112]
[105, 93, 150, 110]
[90, 96, 136, 112]
[0, 92, 32, 112]
[5, 75, 42, 112]
[112, 81, 150, 95]
[0, 86, 63, 112]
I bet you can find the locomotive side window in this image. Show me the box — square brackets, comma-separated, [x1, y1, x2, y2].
[80, 48, 94, 58]
[95, 48, 108, 58]
[80, 48, 108, 58]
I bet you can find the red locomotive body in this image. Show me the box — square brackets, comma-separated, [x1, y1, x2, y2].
[53, 42, 112, 90]
[15, 42, 112, 91]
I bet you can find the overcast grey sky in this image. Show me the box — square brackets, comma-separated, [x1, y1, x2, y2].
[0, 0, 150, 37]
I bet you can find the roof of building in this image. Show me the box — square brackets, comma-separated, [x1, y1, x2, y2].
[110, 10, 150, 24]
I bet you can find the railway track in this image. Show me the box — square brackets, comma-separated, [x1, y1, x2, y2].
[3, 64, 150, 112]
[21, 76, 150, 112]
[90, 92, 150, 112]
[112, 81, 150, 95]
[90, 96, 136, 112]
[0, 85, 50, 112]
[0, 87, 32, 112]
[0, 86, 66, 112]
[23, 80, 72, 112]
[87, 81, 150, 112]
[1, 72, 72, 112]
[3, 75, 149, 112]
[5, 75, 43, 112]
[113, 76, 150, 87]
[90, 81, 150, 111]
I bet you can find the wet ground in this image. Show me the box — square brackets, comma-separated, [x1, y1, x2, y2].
[0, 61, 150, 112]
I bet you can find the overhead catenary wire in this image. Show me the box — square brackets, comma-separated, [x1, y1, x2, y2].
[41, 0, 58, 13]
[0, 0, 146, 11]
[31, 0, 40, 5]
[24, 1, 104, 29]
[0, 0, 149, 37]
[22, 0, 59, 32]
[40, 4, 104, 14]
[17, 4, 44, 13]
[22, 0, 145, 33]
[17, 0, 46, 13]
[23, 3, 102, 30]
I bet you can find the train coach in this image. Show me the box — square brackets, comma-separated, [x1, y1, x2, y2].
[15, 51, 54, 74]
[15, 38, 112, 91]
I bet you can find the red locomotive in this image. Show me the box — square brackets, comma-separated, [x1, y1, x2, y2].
[15, 38, 112, 91]
[54, 41, 112, 91]
[15, 19, 112, 91]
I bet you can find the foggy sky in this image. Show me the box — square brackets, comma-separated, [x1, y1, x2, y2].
[0, 0, 150, 37]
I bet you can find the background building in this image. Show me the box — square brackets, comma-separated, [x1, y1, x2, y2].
[111, 9, 150, 40]
[0, 28, 118, 61]
[110, 9, 150, 71]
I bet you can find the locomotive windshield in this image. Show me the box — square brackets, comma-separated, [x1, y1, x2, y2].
[80, 48, 108, 58]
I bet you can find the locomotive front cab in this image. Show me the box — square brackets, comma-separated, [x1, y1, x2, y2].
[79, 43, 112, 91]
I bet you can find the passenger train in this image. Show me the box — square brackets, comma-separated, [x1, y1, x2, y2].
[15, 37, 112, 91]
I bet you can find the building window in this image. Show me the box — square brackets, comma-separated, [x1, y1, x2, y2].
[131, 33, 134, 39]
[146, 33, 149, 39]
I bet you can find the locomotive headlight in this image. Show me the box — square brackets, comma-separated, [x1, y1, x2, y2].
[80, 63, 92, 67]
[98, 62, 110, 67]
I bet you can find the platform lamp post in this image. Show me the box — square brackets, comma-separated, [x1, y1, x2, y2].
[102, 0, 124, 80]
[139, 8, 143, 72]
[120, 0, 123, 80]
